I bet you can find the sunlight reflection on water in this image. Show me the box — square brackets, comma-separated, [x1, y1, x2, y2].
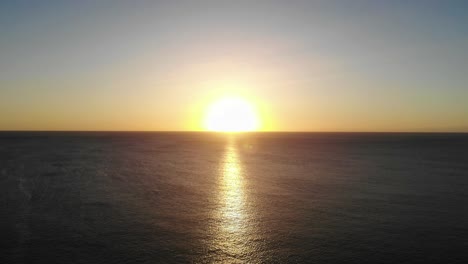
[214, 137, 252, 262]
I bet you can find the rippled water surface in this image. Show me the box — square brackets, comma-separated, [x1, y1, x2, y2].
[1, 132, 467, 263]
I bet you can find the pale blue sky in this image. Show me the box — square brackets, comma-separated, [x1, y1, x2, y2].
[1, 0, 467, 131]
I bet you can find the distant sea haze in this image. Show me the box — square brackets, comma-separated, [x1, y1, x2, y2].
[1, 132, 467, 263]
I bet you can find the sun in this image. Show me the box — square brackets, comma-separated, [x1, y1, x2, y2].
[204, 97, 260, 132]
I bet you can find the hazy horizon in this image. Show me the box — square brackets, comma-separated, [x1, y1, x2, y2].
[1, 1, 467, 132]
[1, 130, 467, 133]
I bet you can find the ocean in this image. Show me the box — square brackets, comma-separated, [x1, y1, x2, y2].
[1, 132, 467, 263]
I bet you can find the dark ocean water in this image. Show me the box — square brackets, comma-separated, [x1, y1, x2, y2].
[1, 132, 467, 264]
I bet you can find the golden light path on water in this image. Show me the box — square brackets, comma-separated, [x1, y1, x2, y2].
[213, 136, 252, 262]
[221, 140, 244, 233]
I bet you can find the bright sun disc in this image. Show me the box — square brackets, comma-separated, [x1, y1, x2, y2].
[205, 97, 259, 132]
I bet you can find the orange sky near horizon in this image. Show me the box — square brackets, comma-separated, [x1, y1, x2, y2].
[1, 1, 467, 132]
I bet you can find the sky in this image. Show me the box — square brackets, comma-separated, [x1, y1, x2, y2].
[1, 0, 467, 132]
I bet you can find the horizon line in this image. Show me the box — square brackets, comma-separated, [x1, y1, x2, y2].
[0, 130, 467, 134]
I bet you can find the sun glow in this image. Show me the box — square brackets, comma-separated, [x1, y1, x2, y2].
[204, 97, 259, 132]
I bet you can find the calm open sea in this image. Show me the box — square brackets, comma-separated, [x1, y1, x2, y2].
[0, 132, 467, 263]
